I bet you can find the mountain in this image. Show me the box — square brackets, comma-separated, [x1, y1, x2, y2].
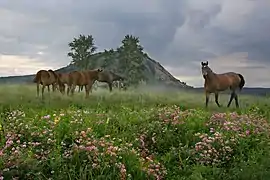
[0, 52, 193, 89]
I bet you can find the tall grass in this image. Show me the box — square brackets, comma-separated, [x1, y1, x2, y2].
[0, 84, 270, 180]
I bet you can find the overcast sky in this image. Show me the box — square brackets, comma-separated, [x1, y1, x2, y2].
[0, 0, 269, 87]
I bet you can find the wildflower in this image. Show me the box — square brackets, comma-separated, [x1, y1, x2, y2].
[54, 117, 60, 125]
[42, 115, 51, 119]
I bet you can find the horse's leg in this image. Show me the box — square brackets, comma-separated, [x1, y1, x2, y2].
[205, 91, 210, 108]
[47, 85, 50, 92]
[85, 84, 90, 99]
[85, 85, 89, 93]
[71, 84, 76, 96]
[227, 91, 235, 107]
[67, 85, 70, 96]
[52, 84, 56, 92]
[234, 93, 239, 108]
[62, 85, 66, 95]
[214, 92, 221, 107]
[36, 83, 40, 97]
[108, 82, 113, 92]
[41, 85, 45, 100]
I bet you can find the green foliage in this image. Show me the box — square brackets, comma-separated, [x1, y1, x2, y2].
[101, 48, 115, 70]
[117, 34, 147, 86]
[1, 84, 270, 180]
[67, 34, 97, 70]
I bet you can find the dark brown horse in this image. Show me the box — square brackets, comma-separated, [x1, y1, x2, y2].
[67, 69, 103, 98]
[97, 70, 125, 92]
[33, 69, 64, 99]
[201, 61, 245, 108]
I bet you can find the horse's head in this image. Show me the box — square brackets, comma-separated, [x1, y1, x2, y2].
[201, 61, 212, 77]
[53, 73, 65, 94]
[58, 83, 66, 94]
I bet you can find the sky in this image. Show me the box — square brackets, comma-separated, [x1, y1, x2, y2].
[0, 0, 269, 87]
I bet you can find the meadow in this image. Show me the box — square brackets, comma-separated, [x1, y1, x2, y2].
[1, 84, 270, 180]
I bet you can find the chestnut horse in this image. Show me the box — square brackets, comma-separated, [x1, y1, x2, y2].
[33, 69, 64, 99]
[58, 72, 86, 93]
[67, 69, 103, 98]
[201, 61, 245, 108]
[57, 72, 70, 93]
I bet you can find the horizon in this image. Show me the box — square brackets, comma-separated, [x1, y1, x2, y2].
[0, 1, 270, 87]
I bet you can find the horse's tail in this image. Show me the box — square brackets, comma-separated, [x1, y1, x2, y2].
[33, 71, 41, 83]
[238, 73, 245, 91]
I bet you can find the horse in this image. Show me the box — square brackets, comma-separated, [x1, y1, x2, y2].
[201, 61, 245, 108]
[67, 69, 103, 98]
[57, 72, 85, 93]
[96, 70, 125, 92]
[33, 69, 64, 99]
[57, 72, 70, 93]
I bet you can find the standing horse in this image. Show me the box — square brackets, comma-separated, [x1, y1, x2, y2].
[97, 70, 125, 92]
[67, 69, 103, 98]
[58, 72, 84, 93]
[201, 61, 245, 108]
[57, 72, 70, 93]
[33, 69, 64, 99]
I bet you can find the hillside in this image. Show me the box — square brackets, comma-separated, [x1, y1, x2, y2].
[0, 52, 193, 89]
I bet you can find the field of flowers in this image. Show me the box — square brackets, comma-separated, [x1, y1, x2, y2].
[1, 85, 270, 180]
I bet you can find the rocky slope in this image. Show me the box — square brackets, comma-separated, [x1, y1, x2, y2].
[0, 52, 193, 89]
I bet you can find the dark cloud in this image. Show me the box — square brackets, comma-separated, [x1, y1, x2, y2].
[0, 0, 269, 86]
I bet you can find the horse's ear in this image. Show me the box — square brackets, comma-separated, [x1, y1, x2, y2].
[206, 61, 208, 65]
[98, 69, 103, 72]
[201, 62, 204, 66]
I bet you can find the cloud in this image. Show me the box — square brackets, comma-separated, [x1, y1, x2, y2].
[0, 55, 55, 76]
[0, 0, 269, 87]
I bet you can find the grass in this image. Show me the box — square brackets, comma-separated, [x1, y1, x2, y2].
[1, 84, 270, 180]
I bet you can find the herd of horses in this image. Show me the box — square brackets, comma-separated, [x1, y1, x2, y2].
[33, 68, 125, 99]
[33, 61, 246, 108]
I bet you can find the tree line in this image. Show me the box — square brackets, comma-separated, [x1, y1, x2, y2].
[67, 34, 148, 87]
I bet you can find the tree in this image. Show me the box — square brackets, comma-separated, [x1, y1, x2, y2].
[117, 35, 146, 86]
[101, 48, 115, 70]
[67, 34, 97, 70]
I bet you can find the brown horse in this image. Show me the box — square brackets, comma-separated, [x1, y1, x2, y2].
[58, 72, 86, 93]
[67, 69, 103, 98]
[97, 70, 125, 92]
[201, 61, 245, 108]
[33, 69, 64, 99]
[57, 72, 69, 93]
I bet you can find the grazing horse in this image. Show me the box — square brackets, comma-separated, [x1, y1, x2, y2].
[67, 69, 103, 98]
[201, 61, 245, 108]
[33, 69, 64, 99]
[57, 72, 70, 93]
[97, 70, 125, 92]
